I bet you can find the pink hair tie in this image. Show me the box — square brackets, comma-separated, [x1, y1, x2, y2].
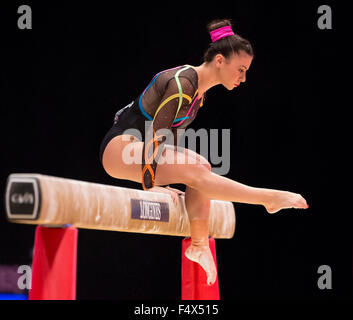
[210, 26, 235, 42]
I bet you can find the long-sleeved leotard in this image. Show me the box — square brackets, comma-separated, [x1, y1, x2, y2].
[98, 65, 204, 190]
[139, 65, 204, 190]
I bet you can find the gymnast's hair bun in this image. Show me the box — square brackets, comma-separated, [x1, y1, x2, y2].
[203, 18, 254, 63]
[207, 18, 233, 35]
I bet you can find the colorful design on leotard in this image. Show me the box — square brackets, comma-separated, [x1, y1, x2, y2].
[139, 66, 193, 123]
[172, 90, 203, 127]
[141, 130, 165, 190]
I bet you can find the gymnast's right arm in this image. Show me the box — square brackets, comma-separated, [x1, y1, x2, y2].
[141, 77, 193, 190]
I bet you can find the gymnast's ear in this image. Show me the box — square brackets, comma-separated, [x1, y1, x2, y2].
[214, 53, 226, 67]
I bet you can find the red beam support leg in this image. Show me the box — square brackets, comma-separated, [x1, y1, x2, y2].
[29, 225, 78, 300]
[181, 237, 220, 300]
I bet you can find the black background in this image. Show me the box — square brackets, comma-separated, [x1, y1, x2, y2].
[0, 1, 351, 300]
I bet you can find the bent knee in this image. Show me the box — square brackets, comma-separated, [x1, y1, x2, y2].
[201, 161, 212, 172]
[167, 145, 212, 172]
[156, 145, 212, 184]
[191, 155, 212, 172]
[182, 162, 212, 188]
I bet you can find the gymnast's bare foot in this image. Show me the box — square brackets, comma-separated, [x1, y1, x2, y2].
[185, 244, 217, 286]
[264, 190, 309, 214]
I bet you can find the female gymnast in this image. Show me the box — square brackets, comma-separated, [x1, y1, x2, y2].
[99, 19, 309, 286]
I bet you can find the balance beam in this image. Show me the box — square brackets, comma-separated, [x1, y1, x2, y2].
[4, 173, 236, 300]
[5, 173, 235, 238]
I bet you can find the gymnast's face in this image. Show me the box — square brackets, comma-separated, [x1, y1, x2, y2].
[215, 51, 253, 90]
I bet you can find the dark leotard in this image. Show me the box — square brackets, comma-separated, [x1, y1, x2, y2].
[99, 65, 204, 190]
